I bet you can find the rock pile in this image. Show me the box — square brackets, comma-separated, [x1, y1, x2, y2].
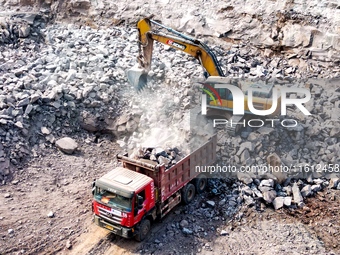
[236, 175, 340, 210]
[0, 12, 47, 45]
[0, 12, 207, 183]
[130, 146, 183, 169]
[0, 19, 139, 183]
[3, 1, 339, 64]
[194, 174, 340, 217]
[0, 2, 339, 187]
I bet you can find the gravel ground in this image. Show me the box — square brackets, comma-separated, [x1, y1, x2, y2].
[0, 0, 339, 254]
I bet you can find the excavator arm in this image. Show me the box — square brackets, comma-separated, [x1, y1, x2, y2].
[137, 18, 224, 76]
[127, 18, 224, 90]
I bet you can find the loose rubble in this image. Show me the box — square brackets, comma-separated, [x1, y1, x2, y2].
[47, 211, 54, 218]
[0, 12, 47, 45]
[130, 145, 183, 169]
[225, 173, 339, 212]
[66, 240, 72, 249]
[0, 15, 135, 182]
[0, 1, 338, 186]
[0, 0, 339, 254]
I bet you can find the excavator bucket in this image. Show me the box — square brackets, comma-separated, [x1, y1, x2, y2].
[127, 18, 156, 91]
[126, 66, 148, 91]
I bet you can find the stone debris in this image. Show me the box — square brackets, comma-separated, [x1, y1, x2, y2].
[237, 173, 253, 185]
[219, 176, 331, 212]
[260, 179, 274, 188]
[244, 195, 255, 206]
[55, 137, 78, 154]
[329, 178, 340, 189]
[0, 13, 46, 45]
[273, 197, 284, 210]
[66, 240, 72, 249]
[263, 190, 277, 204]
[311, 184, 322, 193]
[220, 230, 229, 236]
[182, 228, 193, 235]
[301, 185, 312, 197]
[180, 220, 189, 228]
[283, 197, 292, 207]
[0, 1, 338, 254]
[0, 15, 136, 183]
[206, 201, 216, 207]
[292, 183, 304, 207]
[47, 211, 54, 218]
[41, 127, 51, 135]
[130, 146, 182, 169]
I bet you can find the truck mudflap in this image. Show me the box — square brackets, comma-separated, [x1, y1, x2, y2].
[94, 215, 134, 238]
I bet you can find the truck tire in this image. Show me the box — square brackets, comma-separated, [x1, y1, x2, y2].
[135, 219, 151, 242]
[195, 174, 207, 194]
[182, 183, 196, 205]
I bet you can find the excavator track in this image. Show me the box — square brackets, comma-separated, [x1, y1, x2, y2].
[226, 115, 244, 136]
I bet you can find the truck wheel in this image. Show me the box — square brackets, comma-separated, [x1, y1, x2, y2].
[195, 174, 207, 194]
[182, 183, 196, 204]
[135, 219, 150, 242]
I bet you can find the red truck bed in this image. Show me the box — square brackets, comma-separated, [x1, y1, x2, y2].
[117, 134, 217, 203]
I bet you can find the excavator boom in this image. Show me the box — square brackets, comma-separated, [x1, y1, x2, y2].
[127, 18, 224, 90]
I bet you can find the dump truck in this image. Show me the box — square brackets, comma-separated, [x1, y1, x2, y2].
[92, 134, 217, 241]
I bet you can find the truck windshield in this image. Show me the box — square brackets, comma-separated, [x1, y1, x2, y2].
[94, 188, 132, 212]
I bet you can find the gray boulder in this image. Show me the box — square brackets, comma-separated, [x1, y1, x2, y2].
[272, 197, 284, 210]
[56, 137, 78, 154]
[301, 185, 312, 197]
[263, 190, 277, 204]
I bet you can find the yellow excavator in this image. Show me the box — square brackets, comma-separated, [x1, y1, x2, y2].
[127, 18, 279, 135]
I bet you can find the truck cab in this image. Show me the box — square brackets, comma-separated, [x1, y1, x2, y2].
[92, 167, 155, 239]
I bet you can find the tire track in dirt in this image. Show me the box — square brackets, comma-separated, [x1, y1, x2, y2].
[68, 204, 185, 255]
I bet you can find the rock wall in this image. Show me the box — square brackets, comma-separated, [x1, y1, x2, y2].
[2, 0, 339, 60]
[0, 0, 339, 185]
